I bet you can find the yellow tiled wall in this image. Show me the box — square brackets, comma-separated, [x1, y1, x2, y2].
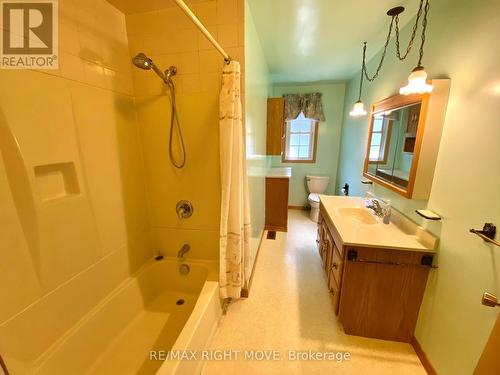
[125, 0, 244, 260]
[0, 0, 149, 369]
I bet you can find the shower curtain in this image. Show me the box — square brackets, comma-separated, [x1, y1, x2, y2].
[219, 61, 251, 299]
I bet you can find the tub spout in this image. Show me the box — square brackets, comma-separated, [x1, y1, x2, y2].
[178, 244, 190, 258]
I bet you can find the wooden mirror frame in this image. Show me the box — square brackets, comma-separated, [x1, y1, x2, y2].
[363, 92, 430, 198]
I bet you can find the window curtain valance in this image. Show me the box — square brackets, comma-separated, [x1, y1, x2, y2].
[283, 93, 326, 122]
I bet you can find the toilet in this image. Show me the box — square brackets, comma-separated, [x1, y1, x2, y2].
[306, 175, 330, 222]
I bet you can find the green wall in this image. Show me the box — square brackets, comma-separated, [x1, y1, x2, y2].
[336, 0, 500, 373]
[271, 82, 345, 206]
[244, 0, 271, 271]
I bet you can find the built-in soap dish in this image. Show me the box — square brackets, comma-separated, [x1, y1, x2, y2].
[34, 162, 80, 202]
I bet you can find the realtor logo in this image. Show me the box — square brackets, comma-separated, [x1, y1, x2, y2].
[1, 0, 58, 69]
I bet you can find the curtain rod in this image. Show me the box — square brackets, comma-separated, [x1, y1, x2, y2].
[173, 0, 232, 64]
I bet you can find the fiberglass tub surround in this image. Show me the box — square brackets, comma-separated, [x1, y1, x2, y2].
[0, 0, 243, 373]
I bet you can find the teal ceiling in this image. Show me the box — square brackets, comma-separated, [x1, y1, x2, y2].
[247, 0, 418, 83]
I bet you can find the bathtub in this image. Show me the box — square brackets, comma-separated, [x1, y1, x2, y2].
[33, 258, 221, 375]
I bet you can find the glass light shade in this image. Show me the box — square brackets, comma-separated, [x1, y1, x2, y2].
[349, 100, 367, 117]
[400, 68, 434, 95]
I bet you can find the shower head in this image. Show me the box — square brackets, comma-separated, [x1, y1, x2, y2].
[132, 52, 171, 83]
[132, 53, 153, 70]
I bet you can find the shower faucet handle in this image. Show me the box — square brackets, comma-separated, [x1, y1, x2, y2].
[176, 200, 193, 219]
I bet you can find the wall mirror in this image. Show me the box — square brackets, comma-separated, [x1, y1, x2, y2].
[362, 81, 450, 199]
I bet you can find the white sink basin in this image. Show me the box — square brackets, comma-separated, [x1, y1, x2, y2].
[335, 207, 378, 225]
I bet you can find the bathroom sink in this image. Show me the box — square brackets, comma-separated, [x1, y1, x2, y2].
[335, 207, 378, 225]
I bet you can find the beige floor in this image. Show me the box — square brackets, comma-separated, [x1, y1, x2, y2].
[203, 210, 426, 375]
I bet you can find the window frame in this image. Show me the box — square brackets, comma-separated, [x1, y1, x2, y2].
[281, 114, 319, 164]
[368, 117, 393, 164]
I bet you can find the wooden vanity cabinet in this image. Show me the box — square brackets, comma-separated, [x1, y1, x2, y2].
[265, 177, 289, 231]
[317, 205, 433, 343]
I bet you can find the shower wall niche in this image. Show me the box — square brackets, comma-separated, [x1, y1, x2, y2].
[34, 162, 80, 202]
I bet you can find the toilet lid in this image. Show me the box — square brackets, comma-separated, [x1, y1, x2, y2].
[308, 193, 320, 203]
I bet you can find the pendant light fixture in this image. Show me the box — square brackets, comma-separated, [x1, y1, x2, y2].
[349, 100, 367, 117]
[399, 66, 433, 95]
[349, 0, 433, 116]
[399, 0, 433, 95]
[350, 46, 367, 117]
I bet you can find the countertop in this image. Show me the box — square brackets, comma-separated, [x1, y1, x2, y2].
[320, 195, 437, 253]
[265, 167, 292, 179]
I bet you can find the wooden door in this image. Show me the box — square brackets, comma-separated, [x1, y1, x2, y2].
[266, 98, 285, 155]
[474, 314, 500, 375]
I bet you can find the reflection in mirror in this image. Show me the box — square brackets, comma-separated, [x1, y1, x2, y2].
[366, 102, 421, 189]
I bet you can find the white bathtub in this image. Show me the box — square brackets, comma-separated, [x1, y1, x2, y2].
[32, 258, 221, 375]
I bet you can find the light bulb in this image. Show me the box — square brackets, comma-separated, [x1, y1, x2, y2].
[349, 100, 367, 117]
[400, 66, 434, 95]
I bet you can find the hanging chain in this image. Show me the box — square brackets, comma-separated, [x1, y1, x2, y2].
[362, 16, 395, 82]
[395, 0, 424, 61]
[417, 0, 430, 67]
[356, 66, 364, 101]
[355, 0, 431, 102]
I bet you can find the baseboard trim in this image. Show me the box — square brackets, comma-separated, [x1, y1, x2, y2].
[288, 205, 309, 210]
[411, 336, 437, 375]
[241, 229, 266, 299]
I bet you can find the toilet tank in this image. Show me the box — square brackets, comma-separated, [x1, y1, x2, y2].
[306, 175, 330, 193]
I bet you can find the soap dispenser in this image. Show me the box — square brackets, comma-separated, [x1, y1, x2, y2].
[383, 199, 392, 224]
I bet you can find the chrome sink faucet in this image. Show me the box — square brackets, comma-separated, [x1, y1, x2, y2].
[366, 199, 384, 217]
[177, 244, 191, 258]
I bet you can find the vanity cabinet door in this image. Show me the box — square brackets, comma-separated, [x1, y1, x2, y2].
[317, 216, 330, 267]
[339, 247, 432, 342]
[330, 246, 343, 286]
[317, 215, 326, 257]
[266, 98, 285, 155]
[323, 229, 334, 274]
[328, 270, 340, 315]
[265, 177, 289, 231]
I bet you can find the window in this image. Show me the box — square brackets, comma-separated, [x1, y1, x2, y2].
[283, 112, 318, 163]
[369, 116, 392, 163]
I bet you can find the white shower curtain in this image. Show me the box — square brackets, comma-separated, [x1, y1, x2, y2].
[219, 61, 251, 299]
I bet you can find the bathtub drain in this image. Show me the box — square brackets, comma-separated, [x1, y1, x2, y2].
[176, 299, 185, 306]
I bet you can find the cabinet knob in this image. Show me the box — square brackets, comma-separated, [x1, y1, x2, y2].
[332, 262, 338, 270]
